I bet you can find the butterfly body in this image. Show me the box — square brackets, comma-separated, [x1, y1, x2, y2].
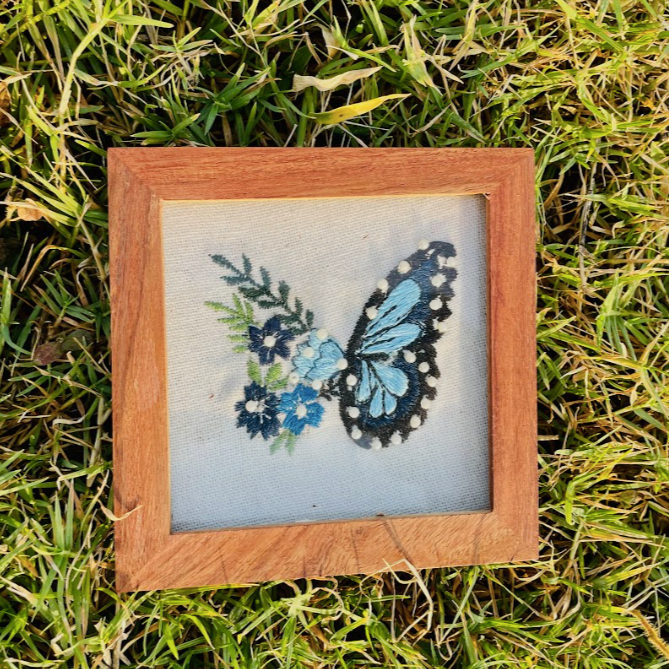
[338, 242, 457, 449]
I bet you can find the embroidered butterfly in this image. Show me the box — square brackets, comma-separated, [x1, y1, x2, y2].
[208, 241, 457, 452]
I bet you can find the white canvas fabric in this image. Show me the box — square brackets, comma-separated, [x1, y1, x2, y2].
[162, 195, 490, 532]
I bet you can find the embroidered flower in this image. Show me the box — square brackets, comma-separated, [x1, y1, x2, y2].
[235, 382, 280, 440]
[292, 329, 346, 382]
[248, 316, 295, 365]
[279, 384, 325, 436]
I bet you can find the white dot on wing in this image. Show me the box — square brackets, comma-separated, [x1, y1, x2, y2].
[431, 273, 446, 287]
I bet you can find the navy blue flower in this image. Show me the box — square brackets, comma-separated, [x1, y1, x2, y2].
[235, 382, 280, 440]
[248, 316, 295, 365]
[279, 384, 325, 436]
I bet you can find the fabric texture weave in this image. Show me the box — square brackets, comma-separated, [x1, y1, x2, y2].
[163, 195, 490, 532]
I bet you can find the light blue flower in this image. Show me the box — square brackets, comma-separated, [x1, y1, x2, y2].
[279, 384, 325, 435]
[292, 329, 345, 382]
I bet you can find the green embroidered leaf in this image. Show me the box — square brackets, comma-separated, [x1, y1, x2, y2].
[266, 363, 287, 391]
[278, 281, 290, 302]
[247, 358, 262, 384]
[260, 266, 271, 288]
[211, 253, 254, 286]
[206, 295, 258, 348]
[285, 432, 297, 455]
[255, 298, 278, 309]
[270, 429, 298, 454]
[223, 275, 246, 285]
[233, 345, 247, 353]
[225, 322, 249, 332]
[239, 286, 263, 300]
[204, 301, 230, 311]
[210, 255, 236, 272]
[270, 431, 289, 454]
[210, 255, 312, 334]
[265, 363, 282, 385]
[269, 377, 287, 391]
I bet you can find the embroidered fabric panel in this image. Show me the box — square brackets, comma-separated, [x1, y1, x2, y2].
[163, 196, 489, 532]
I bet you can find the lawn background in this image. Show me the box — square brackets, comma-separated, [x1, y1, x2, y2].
[1, 0, 669, 666]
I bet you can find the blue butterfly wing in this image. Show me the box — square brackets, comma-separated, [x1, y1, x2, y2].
[363, 279, 420, 340]
[360, 321, 421, 355]
[339, 241, 457, 449]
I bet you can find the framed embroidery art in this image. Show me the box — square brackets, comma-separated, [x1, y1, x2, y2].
[109, 148, 538, 591]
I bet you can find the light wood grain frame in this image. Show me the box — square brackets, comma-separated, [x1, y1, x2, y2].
[109, 148, 537, 592]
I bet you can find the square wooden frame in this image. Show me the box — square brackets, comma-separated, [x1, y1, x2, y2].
[109, 148, 537, 592]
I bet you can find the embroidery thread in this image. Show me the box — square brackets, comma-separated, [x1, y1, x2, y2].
[207, 241, 457, 453]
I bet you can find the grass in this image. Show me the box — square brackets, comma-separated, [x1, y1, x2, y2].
[0, 0, 668, 666]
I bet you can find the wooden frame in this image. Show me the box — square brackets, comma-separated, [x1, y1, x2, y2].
[109, 148, 537, 591]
